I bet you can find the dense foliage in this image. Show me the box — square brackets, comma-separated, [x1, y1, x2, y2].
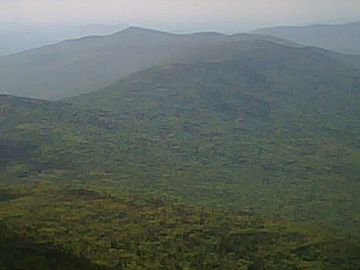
[0, 40, 359, 269]
[0, 184, 359, 269]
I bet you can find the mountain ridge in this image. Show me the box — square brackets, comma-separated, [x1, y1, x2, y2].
[254, 21, 360, 54]
[0, 27, 299, 99]
[0, 23, 127, 56]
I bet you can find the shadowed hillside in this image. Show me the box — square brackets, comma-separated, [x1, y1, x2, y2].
[0, 222, 105, 270]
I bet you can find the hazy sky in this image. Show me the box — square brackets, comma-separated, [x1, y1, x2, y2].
[1, 0, 360, 32]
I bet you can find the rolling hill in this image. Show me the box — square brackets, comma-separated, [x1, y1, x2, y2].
[0, 27, 296, 99]
[2, 39, 359, 230]
[70, 41, 360, 232]
[254, 21, 360, 54]
[1, 38, 360, 268]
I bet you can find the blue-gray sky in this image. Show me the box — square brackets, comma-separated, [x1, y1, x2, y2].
[1, 0, 360, 32]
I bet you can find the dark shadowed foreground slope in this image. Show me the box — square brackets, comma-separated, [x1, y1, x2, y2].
[0, 222, 105, 270]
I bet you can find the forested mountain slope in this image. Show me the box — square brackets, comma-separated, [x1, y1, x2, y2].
[69, 45, 360, 228]
[0, 183, 359, 269]
[4, 40, 359, 230]
[1, 39, 360, 268]
[0, 94, 118, 178]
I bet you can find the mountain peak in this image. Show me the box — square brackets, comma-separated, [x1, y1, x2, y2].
[119, 27, 177, 36]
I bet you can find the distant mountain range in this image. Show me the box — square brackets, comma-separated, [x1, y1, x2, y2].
[254, 21, 360, 54]
[0, 23, 126, 56]
[0, 27, 294, 99]
[1, 21, 360, 99]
